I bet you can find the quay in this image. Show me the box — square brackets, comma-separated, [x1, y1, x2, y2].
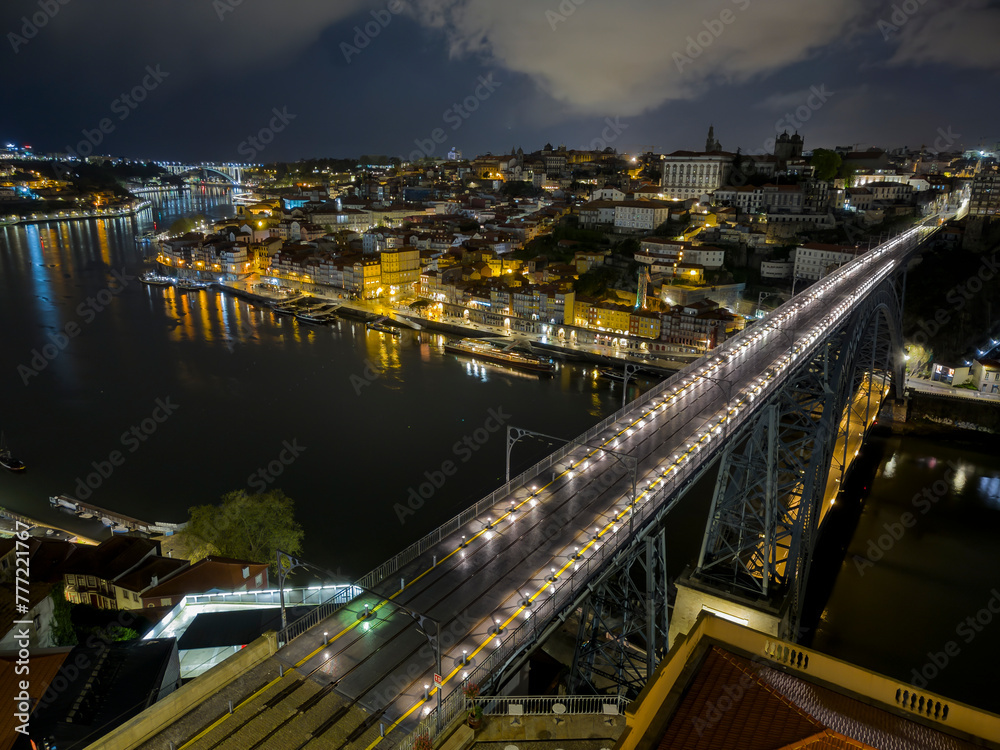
[205, 278, 691, 372]
[0, 505, 101, 545]
[0, 199, 152, 226]
[48, 494, 185, 536]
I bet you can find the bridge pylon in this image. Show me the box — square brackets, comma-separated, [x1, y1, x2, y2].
[569, 528, 669, 698]
[677, 274, 907, 645]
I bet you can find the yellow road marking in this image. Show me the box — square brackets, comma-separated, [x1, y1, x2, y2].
[177, 674, 285, 749]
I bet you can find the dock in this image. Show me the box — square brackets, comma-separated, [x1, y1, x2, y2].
[0, 506, 102, 545]
[48, 495, 186, 536]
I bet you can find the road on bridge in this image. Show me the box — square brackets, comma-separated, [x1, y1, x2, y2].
[177, 214, 948, 750]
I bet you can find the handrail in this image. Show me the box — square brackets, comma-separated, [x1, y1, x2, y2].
[387, 221, 942, 750]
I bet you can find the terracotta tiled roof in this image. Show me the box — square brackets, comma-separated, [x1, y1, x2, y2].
[0, 650, 72, 750]
[659, 647, 988, 750]
[659, 647, 824, 750]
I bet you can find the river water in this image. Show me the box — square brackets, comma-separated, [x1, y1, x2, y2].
[808, 429, 1000, 714]
[0, 189, 631, 577]
[2, 190, 997, 714]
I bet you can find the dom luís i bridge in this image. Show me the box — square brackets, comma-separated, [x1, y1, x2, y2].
[123, 213, 950, 750]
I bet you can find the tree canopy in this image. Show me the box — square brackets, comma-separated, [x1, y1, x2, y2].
[810, 149, 842, 182]
[182, 489, 304, 569]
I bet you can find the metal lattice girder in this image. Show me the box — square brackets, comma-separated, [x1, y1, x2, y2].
[569, 529, 668, 698]
[694, 281, 904, 622]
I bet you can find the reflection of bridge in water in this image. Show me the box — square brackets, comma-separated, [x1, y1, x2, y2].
[141, 213, 955, 750]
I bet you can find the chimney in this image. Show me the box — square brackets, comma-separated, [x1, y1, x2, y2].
[151, 574, 159, 587]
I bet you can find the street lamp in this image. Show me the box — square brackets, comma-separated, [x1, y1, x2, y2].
[276, 550, 445, 730]
[697, 373, 736, 436]
[504, 426, 639, 534]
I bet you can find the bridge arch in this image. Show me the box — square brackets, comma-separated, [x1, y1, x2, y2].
[173, 166, 240, 184]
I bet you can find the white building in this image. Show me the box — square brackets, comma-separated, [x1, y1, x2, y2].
[712, 184, 804, 213]
[578, 200, 618, 227]
[613, 200, 672, 232]
[970, 358, 1000, 394]
[761, 259, 793, 280]
[592, 186, 625, 201]
[639, 238, 725, 269]
[793, 242, 862, 281]
[661, 150, 735, 201]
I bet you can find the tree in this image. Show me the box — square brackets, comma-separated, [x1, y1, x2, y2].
[500, 181, 541, 199]
[182, 489, 304, 569]
[50, 582, 77, 647]
[810, 149, 842, 182]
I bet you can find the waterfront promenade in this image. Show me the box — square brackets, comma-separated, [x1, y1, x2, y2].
[0, 199, 151, 226]
[213, 276, 696, 373]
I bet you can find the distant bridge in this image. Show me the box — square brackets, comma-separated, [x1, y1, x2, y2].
[155, 161, 255, 185]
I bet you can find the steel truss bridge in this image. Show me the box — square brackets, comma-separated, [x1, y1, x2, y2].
[206, 218, 944, 750]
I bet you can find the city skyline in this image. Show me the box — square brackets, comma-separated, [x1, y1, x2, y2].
[3, 0, 1000, 162]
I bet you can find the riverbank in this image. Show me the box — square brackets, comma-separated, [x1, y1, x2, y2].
[203, 277, 689, 372]
[0, 506, 102, 545]
[1, 198, 152, 226]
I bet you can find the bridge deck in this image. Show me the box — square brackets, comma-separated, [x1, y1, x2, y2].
[155, 217, 945, 750]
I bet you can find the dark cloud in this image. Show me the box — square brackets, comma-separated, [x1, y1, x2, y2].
[1, 0, 997, 159]
[885, 0, 1000, 69]
[405, 0, 871, 116]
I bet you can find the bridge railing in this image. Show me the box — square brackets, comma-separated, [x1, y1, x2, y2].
[354, 355, 704, 594]
[470, 694, 629, 716]
[390, 223, 944, 750]
[277, 585, 361, 645]
[392, 435, 714, 750]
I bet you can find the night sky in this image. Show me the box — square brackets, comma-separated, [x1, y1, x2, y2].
[4, 0, 1000, 162]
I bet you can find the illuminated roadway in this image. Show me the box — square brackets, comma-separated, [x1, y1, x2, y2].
[180, 214, 948, 750]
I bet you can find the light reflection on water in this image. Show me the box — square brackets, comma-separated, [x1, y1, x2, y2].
[816, 433, 1000, 715]
[978, 474, 1000, 509]
[0, 189, 632, 578]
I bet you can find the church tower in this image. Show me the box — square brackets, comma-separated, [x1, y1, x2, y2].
[705, 125, 721, 152]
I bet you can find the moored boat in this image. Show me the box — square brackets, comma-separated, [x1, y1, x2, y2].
[367, 321, 401, 337]
[140, 272, 171, 286]
[0, 432, 26, 472]
[444, 339, 555, 374]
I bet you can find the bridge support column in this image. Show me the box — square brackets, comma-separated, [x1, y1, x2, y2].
[668, 572, 789, 649]
[568, 529, 668, 698]
[891, 397, 909, 425]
